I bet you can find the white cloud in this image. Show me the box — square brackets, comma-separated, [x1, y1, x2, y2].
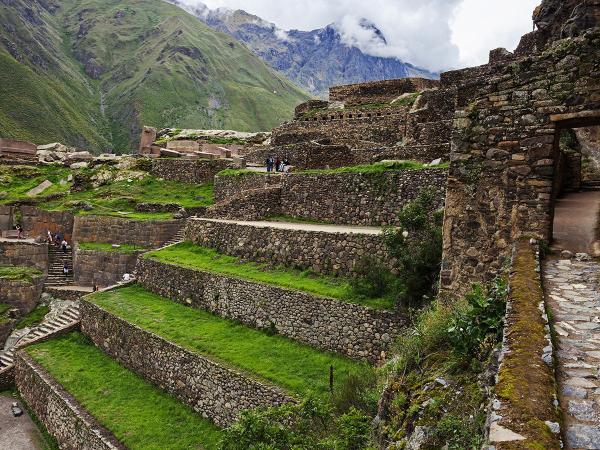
[175, 0, 541, 71]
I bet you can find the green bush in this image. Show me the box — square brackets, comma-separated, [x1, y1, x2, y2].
[350, 256, 396, 298]
[447, 278, 508, 360]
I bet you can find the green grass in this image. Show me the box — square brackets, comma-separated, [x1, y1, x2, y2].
[144, 243, 394, 310]
[0, 164, 214, 221]
[217, 161, 447, 178]
[300, 161, 445, 175]
[77, 242, 147, 254]
[89, 285, 372, 398]
[16, 304, 50, 330]
[27, 332, 222, 450]
[0, 303, 10, 325]
[0, 265, 43, 283]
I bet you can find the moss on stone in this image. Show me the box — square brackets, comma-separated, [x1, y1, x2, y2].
[494, 241, 561, 449]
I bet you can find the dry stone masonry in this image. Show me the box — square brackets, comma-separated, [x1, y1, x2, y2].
[185, 218, 390, 276]
[80, 300, 293, 427]
[74, 247, 142, 287]
[136, 258, 402, 362]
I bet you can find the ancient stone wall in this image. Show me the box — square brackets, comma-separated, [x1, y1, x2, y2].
[74, 248, 141, 287]
[136, 258, 402, 362]
[73, 216, 184, 248]
[0, 240, 48, 273]
[20, 206, 74, 242]
[0, 205, 13, 231]
[150, 158, 231, 184]
[80, 300, 292, 427]
[329, 78, 440, 106]
[15, 351, 125, 450]
[0, 275, 44, 314]
[212, 169, 446, 226]
[214, 173, 283, 203]
[206, 186, 282, 221]
[184, 219, 390, 276]
[271, 114, 406, 147]
[441, 29, 600, 295]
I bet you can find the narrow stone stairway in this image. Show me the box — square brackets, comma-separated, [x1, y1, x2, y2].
[0, 303, 80, 370]
[162, 227, 186, 247]
[544, 258, 600, 449]
[46, 245, 74, 286]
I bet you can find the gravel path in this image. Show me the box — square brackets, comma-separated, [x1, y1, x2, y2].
[197, 218, 384, 235]
[545, 258, 600, 449]
[0, 395, 44, 450]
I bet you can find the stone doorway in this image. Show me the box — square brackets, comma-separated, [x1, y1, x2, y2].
[550, 120, 600, 256]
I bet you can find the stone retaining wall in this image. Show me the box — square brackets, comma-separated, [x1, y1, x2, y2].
[136, 258, 402, 362]
[150, 158, 231, 184]
[20, 206, 74, 242]
[73, 216, 184, 248]
[185, 219, 390, 276]
[74, 247, 141, 287]
[212, 169, 447, 226]
[80, 300, 292, 427]
[214, 173, 283, 203]
[206, 187, 282, 221]
[15, 351, 125, 450]
[0, 275, 44, 314]
[0, 240, 48, 273]
[329, 78, 440, 106]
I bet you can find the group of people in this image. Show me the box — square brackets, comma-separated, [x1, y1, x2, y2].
[47, 229, 69, 254]
[266, 156, 288, 173]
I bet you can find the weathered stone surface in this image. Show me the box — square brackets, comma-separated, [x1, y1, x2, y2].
[213, 168, 447, 226]
[0, 275, 44, 315]
[0, 240, 48, 274]
[80, 300, 293, 427]
[150, 158, 232, 184]
[74, 248, 141, 287]
[136, 258, 402, 362]
[185, 218, 391, 277]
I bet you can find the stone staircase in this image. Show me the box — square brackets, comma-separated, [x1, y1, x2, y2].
[162, 227, 186, 247]
[46, 245, 74, 287]
[0, 303, 80, 371]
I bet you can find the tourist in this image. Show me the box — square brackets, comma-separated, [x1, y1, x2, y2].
[93, 284, 98, 292]
[15, 224, 23, 239]
[123, 273, 131, 282]
[266, 155, 274, 172]
[275, 157, 281, 172]
[46, 229, 53, 244]
[63, 262, 70, 279]
[56, 230, 64, 245]
[61, 238, 68, 254]
[279, 160, 286, 172]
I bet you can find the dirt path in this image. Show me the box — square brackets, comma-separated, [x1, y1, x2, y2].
[197, 218, 383, 235]
[0, 394, 44, 450]
[544, 258, 600, 449]
[553, 191, 600, 253]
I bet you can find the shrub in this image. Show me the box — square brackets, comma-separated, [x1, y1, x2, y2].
[384, 189, 443, 308]
[447, 278, 507, 360]
[350, 256, 395, 298]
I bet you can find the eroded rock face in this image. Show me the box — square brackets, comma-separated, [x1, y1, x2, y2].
[534, 0, 600, 43]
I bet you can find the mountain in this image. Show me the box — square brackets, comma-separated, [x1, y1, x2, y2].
[168, 1, 437, 97]
[0, 0, 309, 153]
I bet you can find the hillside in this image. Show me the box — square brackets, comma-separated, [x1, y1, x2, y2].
[0, 0, 309, 153]
[169, 0, 437, 97]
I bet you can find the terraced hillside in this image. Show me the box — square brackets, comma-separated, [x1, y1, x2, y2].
[0, 0, 309, 152]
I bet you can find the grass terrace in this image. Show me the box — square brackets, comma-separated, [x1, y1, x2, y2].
[77, 242, 148, 254]
[88, 285, 373, 398]
[0, 164, 214, 221]
[27, 333, 222, 449]
[144, 243, 394, 310]
[16, 304, 50, 330]
[0, 265, 43, 283]
[217, 160, 447, 178]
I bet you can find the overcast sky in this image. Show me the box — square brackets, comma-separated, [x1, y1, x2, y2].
[180, 0, 540, 71]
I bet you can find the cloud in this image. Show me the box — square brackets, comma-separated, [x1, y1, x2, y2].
[174, 0, 540, 71]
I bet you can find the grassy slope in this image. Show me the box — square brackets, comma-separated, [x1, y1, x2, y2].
[28, 333, 222, 450]
[89, 285, 371, 398]
[0, 265, 42, 283]
[59, 0, 310, 150]
[0, 0, 309, 153]
[77, 242, 147, 253]
[0, 2, 108, 151]
[0, 164, 214, 221]
[145, 243, 394, 310]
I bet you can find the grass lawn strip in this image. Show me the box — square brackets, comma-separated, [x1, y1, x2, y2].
[27, 332, 222, 450]
[88, 285, 372, 399]
[144, 243, 394, 311]
[0, 265, 43, 283]
[77, 242, 148, 254]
